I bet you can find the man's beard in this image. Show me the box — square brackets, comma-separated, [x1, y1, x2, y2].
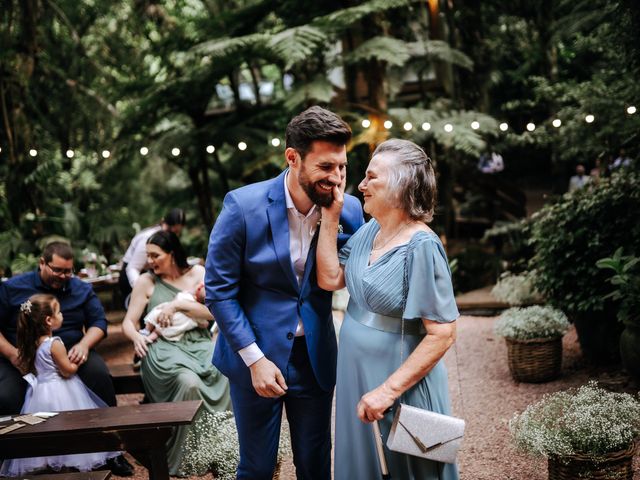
[298, 169, 334, 208]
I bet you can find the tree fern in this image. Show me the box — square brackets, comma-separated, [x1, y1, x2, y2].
[284, 76, 336, 110]
[344, 37, 412, 67]
[408, 40, 474, 71]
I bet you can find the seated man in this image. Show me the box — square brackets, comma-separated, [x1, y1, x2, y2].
[0, 241, 133, 476]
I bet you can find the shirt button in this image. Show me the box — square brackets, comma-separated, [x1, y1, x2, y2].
[287, 332, 294, 340]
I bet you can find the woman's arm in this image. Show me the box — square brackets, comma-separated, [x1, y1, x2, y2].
[316, 184, 346, 291]
[122, 273, 155, 358]
[357, 319, 457, 423]
[50, 339, 79, 378]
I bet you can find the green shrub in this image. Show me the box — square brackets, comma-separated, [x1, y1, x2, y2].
[529, 171, 640, 314]
[491, 270, 542, 306]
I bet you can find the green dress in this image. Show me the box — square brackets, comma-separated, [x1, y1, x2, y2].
[140, 276, 231, 476]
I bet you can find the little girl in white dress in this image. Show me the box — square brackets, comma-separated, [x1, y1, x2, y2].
[0, 294, 120, 477]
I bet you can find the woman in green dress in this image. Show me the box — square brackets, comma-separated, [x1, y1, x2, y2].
[317, 139, 459, 479]
[122, 230, 231, 476]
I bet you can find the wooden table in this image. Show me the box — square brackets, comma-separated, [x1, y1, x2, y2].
[0, 401, 202, 480]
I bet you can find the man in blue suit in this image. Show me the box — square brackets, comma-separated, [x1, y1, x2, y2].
[205, 106, 364, 479]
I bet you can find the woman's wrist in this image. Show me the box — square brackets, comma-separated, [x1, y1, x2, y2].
[382, 381, 401, 400]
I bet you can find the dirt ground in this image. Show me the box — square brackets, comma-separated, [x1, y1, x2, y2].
[99, 314, 639, 480]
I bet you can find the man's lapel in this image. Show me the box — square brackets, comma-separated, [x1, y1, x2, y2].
[266, 172, 299, 292]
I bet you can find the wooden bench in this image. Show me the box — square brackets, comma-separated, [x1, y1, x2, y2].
[0, 400, 202, 480]
[19, 471, 111, 480]
[109, 363, 144, 395]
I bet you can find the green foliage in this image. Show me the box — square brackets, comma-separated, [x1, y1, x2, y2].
[450, 244, 500, 293]
[491, 271, 542, 306]
[530, 172, 640, 314]
[495, 305, 569, 341]
[510, 381, 640, 457]
[596, 248, 640, 327]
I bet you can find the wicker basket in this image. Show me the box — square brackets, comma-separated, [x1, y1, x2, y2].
[505, 336, 562, 382]
[548, 443, 635, 480]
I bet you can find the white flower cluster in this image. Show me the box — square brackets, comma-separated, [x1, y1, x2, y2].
[494, 305, 569, 340]
[510, 381, 640, 457]
[491, 271, 542, 306]
[179, 410, 292, 478]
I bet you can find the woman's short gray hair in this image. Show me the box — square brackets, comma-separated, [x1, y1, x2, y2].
[372, 139, 437, 222]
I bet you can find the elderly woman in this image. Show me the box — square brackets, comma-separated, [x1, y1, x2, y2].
[121, 230, 231, 476]
[317, 139, 459, 479]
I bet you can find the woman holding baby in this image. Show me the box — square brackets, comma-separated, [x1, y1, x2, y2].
[122, 230, 231, 476]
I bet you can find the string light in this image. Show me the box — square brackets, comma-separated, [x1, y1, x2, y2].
[29, 149, 37, 157]
[585, 114, 595, 123]
[526, 123, 536, 132]
[471, 121, 480, 130]
[361, 119, 371, 128]
[403, 122, 413, 131]
[238, 142, 247, 151]
[206, 145, 215, 153]
[171, 148, 180, 156]
[383, 120, 393, 129]
[101, 150, 110, 158]
[271, 138, 280, 147]
[66, 149, 74, 158]
[140, 147, 149, 155]
[421, 122, 431, 131]
[552, 119, 562, 128]
[627, 106, 636, 115]
[444, 123, 453, 133]
[499, 123, 508, 131]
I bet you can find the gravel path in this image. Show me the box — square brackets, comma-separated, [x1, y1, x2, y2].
[103, 315, 639, 479]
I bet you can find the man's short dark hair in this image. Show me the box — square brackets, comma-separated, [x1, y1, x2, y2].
[163, 208, 186, 226]
[42, 242, 74, 262]
[285, 106, 352, 159]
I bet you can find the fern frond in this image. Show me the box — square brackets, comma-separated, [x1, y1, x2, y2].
[284, 76, 336, 110]
[314, 0, 418, 33]
[267, 26, 328, 70]
[190, 33, 267, 59]
[409, 40, 474, 71]
[344, 36, 412, 66]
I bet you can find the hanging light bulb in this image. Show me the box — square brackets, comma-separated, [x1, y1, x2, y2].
[238, 142, 247, 151]
[585, 114, 595, 123]
[361, 119, 371, 128]
[471, 121, 480, 130]
[444, 123, 453, 133]
[171, 148, 180, 156]
[66, 150, 74, 158]
[140, 147, 149, 155]
[29, 149, 38, 157]
[552, 119, 562, 128]
[403, 122, 413, 131]
[271, 138, 281, 147]
[499, 123, 508, 131]
[383, 120, 393, 129]
[526, 123, 535, 132]
[627, 106, 636, 115]
[421, 122, 431, 131]
[206, 145, 215, 154]
[101, 150, 110, 158]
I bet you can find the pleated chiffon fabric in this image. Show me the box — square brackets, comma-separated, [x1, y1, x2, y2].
[334, 219, 460, 480]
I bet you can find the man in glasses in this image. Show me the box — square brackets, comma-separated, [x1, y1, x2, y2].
[0, 241, 134, 476]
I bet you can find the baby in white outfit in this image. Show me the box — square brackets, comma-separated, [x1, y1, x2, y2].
[140, 283, 207, 342]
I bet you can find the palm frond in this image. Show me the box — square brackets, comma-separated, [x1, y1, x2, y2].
[344, 36, 412, 67]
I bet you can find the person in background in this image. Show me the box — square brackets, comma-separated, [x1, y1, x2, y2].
[0, 294, 121, 477]
[0, 242, 133, 476]
[568, 163, 591, 192]
[610, 148, 633, 171]
[205, 106, 364, 479]
[118, 208, 186, 305]
[589, 158, 603, 185]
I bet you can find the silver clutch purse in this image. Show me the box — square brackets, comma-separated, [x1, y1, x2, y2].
[386, 403, 465, 464]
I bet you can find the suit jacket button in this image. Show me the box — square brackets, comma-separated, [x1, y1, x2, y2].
[287, 332, 294, 340]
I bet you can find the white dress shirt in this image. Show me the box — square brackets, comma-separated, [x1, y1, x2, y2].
[122, 225, 162, 287]
[238, 172, 321, 367]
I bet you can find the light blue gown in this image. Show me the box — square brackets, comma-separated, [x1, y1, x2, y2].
[335, 219, 460, 480]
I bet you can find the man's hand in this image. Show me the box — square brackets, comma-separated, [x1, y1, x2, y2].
[249, 357, 288, 398]
[68, 343, 89, 365]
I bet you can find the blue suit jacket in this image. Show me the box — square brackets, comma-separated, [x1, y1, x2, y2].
[205, 170, 364, 392]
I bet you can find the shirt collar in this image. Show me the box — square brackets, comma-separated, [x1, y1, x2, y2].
[283, 171, 319, 219]
[34, 268, 71, 294]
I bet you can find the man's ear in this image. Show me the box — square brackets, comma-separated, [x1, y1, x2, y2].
[285, 148, 299, 168]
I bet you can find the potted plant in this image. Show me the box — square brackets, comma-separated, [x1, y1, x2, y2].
[597, 248, 640, 378]
[494, 305, 569, 382]
[529, 171, 640, 364]
[491, 270, 543, 306]
[510, 382, 640, 479]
